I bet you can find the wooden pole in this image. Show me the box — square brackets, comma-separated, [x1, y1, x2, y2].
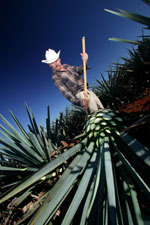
[82, 37, 88, 98]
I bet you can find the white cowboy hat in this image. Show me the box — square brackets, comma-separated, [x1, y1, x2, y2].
[41, 49, 61, 64]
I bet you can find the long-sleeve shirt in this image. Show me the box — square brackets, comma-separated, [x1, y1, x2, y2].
[52, 64, 90, 106]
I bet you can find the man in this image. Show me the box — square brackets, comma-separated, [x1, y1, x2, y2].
[42, 49, 104, 113]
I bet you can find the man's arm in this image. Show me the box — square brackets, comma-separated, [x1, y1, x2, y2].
[71, 52, 90, 75]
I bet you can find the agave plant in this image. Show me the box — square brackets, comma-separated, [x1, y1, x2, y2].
[104, 3, 150, 91]
[104, 7, 150, 46]
[93, 65, 129, 109]
[58, 106, 87, 139]
[0, 106, 150, 225]
[94, 39, 150, 110]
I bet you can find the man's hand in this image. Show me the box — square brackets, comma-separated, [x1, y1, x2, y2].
[82, 97, 90, 109]
[80, 52, 88, 62]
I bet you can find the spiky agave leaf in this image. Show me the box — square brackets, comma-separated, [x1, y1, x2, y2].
[104, 8, 150, 28]
[109, 38, 140, 45]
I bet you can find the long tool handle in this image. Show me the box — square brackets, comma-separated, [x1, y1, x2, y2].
[82, 37, 88, 98]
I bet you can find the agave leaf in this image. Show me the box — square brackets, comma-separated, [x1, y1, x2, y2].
[96, 167, 105, 225]
[16, 142, 44, 163]
[101, 74, 110, 92]
[1, 181, 22, 189]
[29, 155, 81, 225]
[119, 164, 136, 225]
[25, 103, 40, 135]
[104, 137, 117, 225]
[0, 165, 37, 172]
[120, 132, 150, 167]
[61, 146, 98, 225]
[85, 143, 105, 225]
[0, 128, 44, 164]
[124, 189, 134, 224]
[111, 140, 150, 197]
[0, 147, 37, 167]
[105, 8, 131, 19]
[10, 112, 45, 160]
[0, 158, 28, 168]
[0, 137, 40, 166]
[117, 156, 144, 225]
[130, 184, 144, 225]
[0, 126, 43, 165]
[109, 38, 139, 45]
[29, 141, 94, 225]
[46, 106, 51, 140]
[87, 144, 105, 218]
[25, 104, 45, 153]
[113, 168, 124, 225]
[0, 124, 26, 145]
[117, 8, 150, 26]
[103, 197, 109, 225]
[9, 110, 30, 141]
[104, 8, 150, 26]
[0, 138, 87, 204]
[40, 126, 51, 161]
[0, 114, 28, 145]
[27, 132, 47, 159]
[79, 172, 96, 225]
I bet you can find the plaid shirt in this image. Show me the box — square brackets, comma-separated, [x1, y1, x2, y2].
[52, 64, 89, 106]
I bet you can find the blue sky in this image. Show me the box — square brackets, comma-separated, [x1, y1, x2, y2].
[0, 0, 149, 129]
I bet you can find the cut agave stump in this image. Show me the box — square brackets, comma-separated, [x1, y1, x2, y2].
[83, 109, 126, 146]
